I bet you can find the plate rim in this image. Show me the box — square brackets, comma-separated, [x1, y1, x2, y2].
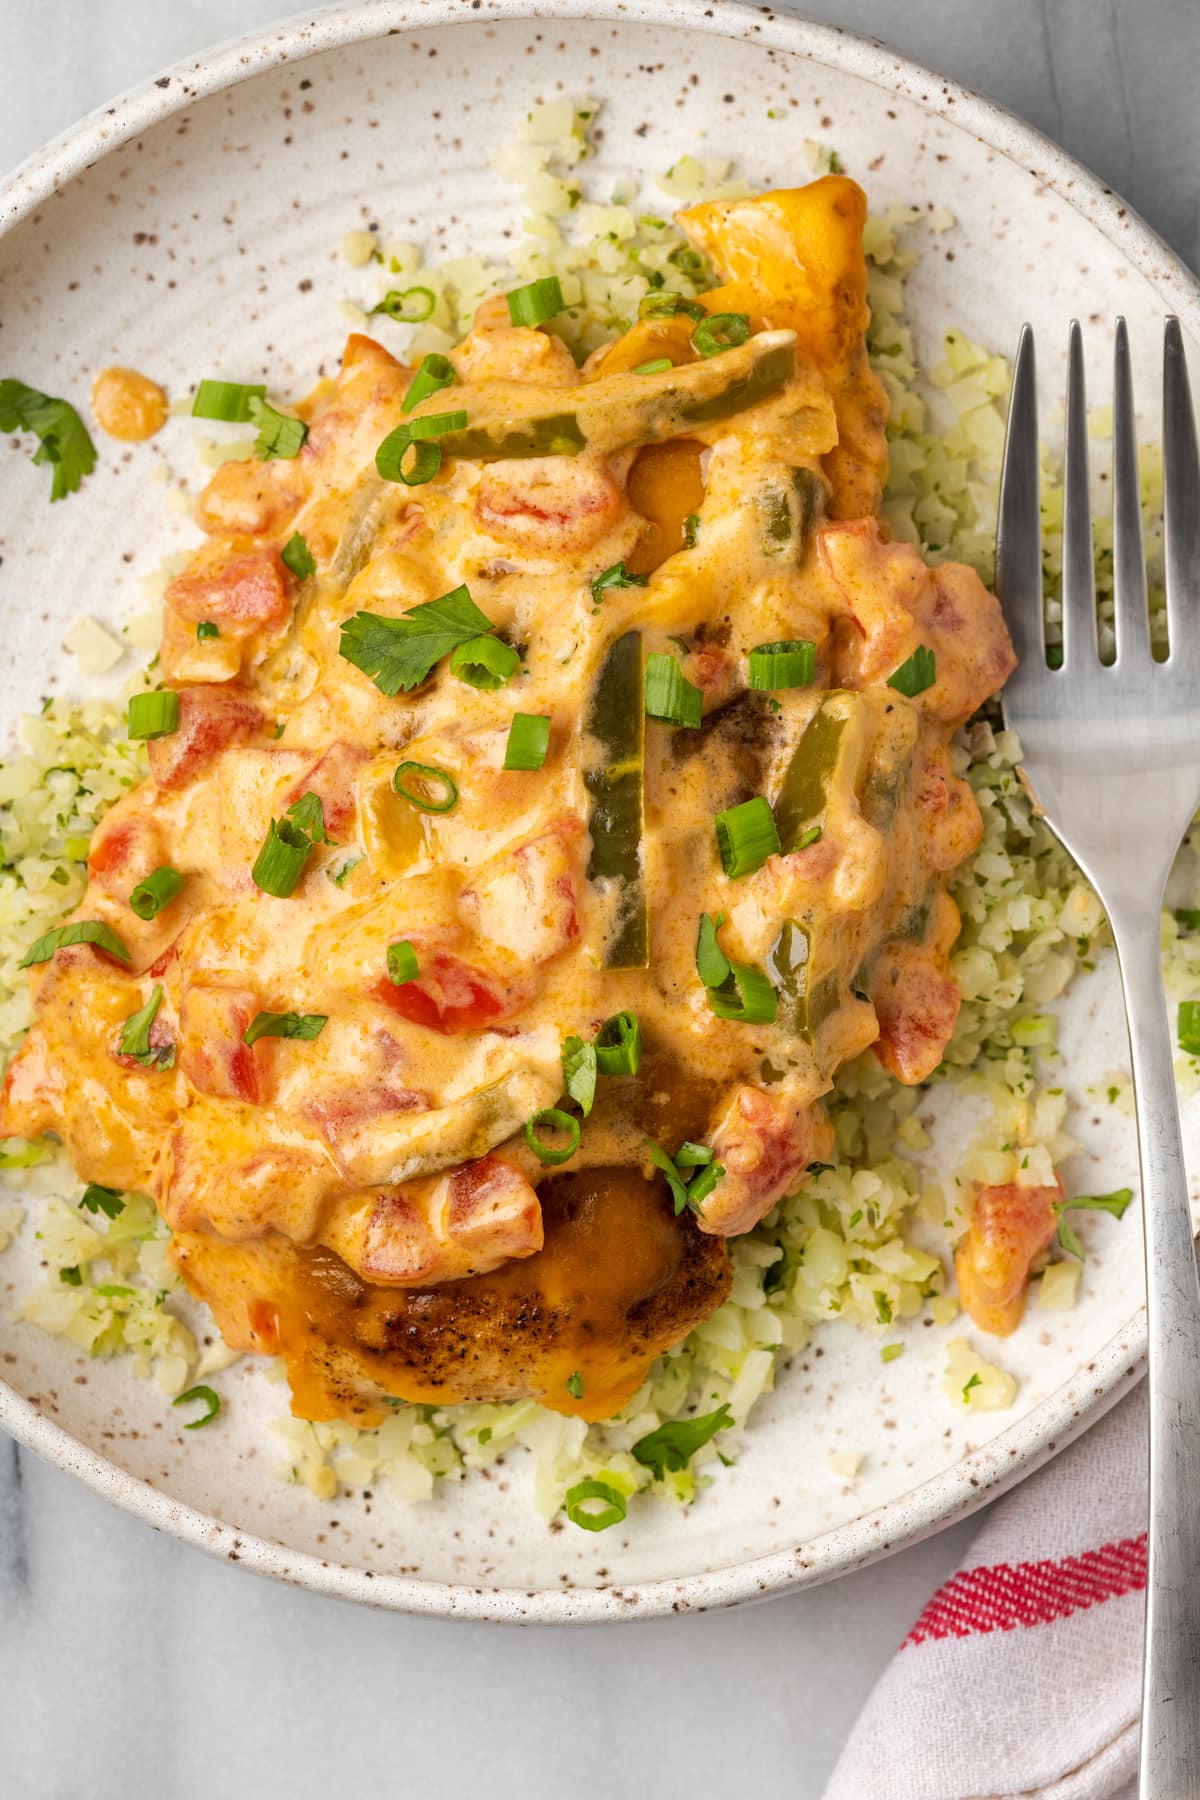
[0, 0, 1191, 1623]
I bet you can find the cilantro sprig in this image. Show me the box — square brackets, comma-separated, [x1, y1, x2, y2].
[1054, 1187, 1134, 1261]
[632, 1404, 733, 1480]
[338, 584, 505, 695]
[117, 985, 176, 1071]
[0, 378, 97, 501]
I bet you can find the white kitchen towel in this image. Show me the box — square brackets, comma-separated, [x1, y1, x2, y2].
[824, 1386, 1147, 1800]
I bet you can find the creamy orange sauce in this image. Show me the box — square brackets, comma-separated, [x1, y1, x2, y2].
[1, 176, 1018, 1422]
[90, 366, 168, 442]
[174, 1164, 728, 1425]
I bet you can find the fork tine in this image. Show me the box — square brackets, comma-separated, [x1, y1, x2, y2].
[996, 324, 1046, 671]
[1111, 316, 1152, 665]
[1164, 317, 1200, 669]
[1061, 320, 1097, 666]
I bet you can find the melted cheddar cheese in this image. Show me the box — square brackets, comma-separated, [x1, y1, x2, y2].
[0, 177, 1016, 1423]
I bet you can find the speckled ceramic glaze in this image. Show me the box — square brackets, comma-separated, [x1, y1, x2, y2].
[1, 0, 1198, 1622]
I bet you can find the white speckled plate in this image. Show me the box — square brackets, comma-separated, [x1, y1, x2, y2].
[1, 0, 1198, 1622]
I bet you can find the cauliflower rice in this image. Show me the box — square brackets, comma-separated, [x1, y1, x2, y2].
[0, 100, 1185, 1526]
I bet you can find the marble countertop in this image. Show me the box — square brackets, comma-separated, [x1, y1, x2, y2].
[1, 4, 1196, 1797]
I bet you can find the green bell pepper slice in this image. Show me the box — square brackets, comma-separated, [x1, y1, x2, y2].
[773, 690, 864, 854]
[426, 331, 813, 465]
[584, 630, 647, 968]
[766, 917, 841, 1042]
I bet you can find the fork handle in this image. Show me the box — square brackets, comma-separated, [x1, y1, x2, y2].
[1109, 908, 1200, 1796]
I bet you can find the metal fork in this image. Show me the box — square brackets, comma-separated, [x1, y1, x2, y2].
[996, 317, 1200, 1796]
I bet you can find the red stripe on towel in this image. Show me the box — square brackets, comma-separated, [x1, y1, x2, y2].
[903, 1534, 1147, 1646]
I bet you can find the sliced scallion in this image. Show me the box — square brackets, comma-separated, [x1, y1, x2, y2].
[173, 1385, 220, 1429]
[714, 795, 781, 879]
[645, 652, 702, 729]
[695, 910, 730, 988]
[564, 1478, 626, 1532]
[406, 409, 469, 441]
[637, 292, 705, 322]
[251, 817, 313, 897]
[1179, 1001, 1200, 1055]
[674, 1141, 713, 1169]
[503, 712, 551, 771]
[191, 379, 265, 422]
[888, 645, 937, 697]
[449, 633, 521, 690]
[377, 437, 440, 486]
[392, 760, 459, 814]
[708, 962, 777, 1024]
[506, 275, 564, 328]
[402, 353, 457, 414]
[691, 312, 751, 358]
[748, 639, 816, 690]
[128, 865, 183, 921]
[685, 1160, 725, 1207]
[387, 940, 419, 986]
[196, 621, 220, 640]
[524, 1106, 581, 1166]
[644, 1139, 690, 1214]
[634, 357, 674, 375]
[376, 409, 469, 486]
[695, 911, 776, 1023]
[370, 286, 436, 323]
[594, 1010, 641, 1077]
[127, 689, 180, 741]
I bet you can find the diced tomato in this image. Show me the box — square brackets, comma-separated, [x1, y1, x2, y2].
[911, 561, 1018, 727]
[148, 685, 264, 791]
[819, 518, 927, 687]
[956, 1179, 1063, 1336]
[306, 1083, 428, 1145]
[475, 453, 623, 554]
[148, 943, 181, 980]
[872, 943, 961, 1085]
[165, 548, 294, 636]
[445, 1155, 543, 1262]
[459, 817, 582, 965]
[354, 1155, 543, 1284]
[179, 983, 273, 1104]
[283, 741, 368, 837]
[699, 1084, 830, 1237]
[374, 953, 514, 1035]
[912, 741, 984, 872]
[87, 808, 167, 883]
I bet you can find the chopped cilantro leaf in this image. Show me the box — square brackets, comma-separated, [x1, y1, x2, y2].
[632, 1404, 733, 1480]
[0, 378, 97, 501]
[339, 585, 496, 695]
